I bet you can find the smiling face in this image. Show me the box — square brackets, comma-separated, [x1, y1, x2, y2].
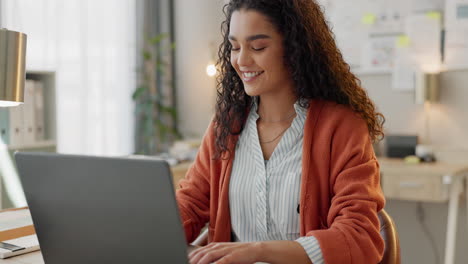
[229, 9, 294, 97]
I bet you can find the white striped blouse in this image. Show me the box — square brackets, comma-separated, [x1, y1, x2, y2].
[229, 99, 324, 264]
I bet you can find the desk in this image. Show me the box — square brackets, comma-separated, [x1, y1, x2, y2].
[0, 246, 201, 264]
[379, 158, 468, 264]
[0, 251, 43, 264]
[171, 161, 192, 189]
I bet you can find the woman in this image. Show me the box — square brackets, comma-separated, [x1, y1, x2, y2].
[177, 0, 386, 263]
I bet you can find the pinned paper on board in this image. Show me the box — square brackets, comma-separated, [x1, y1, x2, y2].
[315, 0, 468, 71]
[445, 0, 468, 27]
[457, 4, 468, 18]
[326, 0, 371, 69]
[405, 12, 442, 72]
[392, 46, 418, 91]
[361, 35, 398, 71]
[366, 0, 409, 35]
[444, 0, 468, 69]
[410, 0, 445, 12]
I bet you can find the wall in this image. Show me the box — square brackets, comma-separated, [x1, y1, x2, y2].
[174, 0, 225, 138]
[360, 70, 468, 264]
[362, 70, 468, 156]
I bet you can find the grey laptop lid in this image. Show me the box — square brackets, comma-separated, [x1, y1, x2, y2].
[15, 152, 189, 264]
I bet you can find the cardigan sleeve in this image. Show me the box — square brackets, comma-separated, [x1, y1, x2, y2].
[175, 121, 215, 243]
[307, 108, 385, 264]
[296, 236, 324, 264]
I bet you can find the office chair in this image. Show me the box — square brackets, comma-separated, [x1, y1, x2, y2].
[378, 209, 401, 264]
[192, 209, 400, 264]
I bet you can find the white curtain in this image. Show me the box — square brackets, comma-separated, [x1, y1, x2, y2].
[0, 0, 135, 207]
[1, 0, 136, 156]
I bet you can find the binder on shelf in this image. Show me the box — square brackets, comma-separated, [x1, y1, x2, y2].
[34, 81, 45, 141]
[22, 80, 36, 145]
[8, 104, 24, 147]
[3, 73, 54, 149]
[0, 108, 9, 144]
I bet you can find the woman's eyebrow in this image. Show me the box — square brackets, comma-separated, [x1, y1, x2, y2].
[228, 34, 271, 42]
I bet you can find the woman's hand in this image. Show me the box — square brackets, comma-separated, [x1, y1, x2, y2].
[189, 240, 312, 264]
[188, 242, 262, 264]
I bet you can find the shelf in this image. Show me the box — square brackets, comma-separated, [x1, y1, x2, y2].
[8, 140, 57, 150]
[25, 69, 56, 75]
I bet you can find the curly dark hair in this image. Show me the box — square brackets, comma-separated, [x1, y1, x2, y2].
[214, 0, 385, 159]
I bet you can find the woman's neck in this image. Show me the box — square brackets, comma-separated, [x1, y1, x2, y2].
[257, 92, 297, 123]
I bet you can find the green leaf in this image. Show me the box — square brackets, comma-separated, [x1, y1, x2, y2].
[143, 51, 152, 60]
[132, 86, 148, 100]
[159, 105, 177, 118]
[149, 33, 169, 45]
[156, 64, 166, 73]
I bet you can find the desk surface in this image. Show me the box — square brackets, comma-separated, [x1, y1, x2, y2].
[0, 251, 43, 264]
[378, 157, 468, 175]
[0, 246, 200, 264]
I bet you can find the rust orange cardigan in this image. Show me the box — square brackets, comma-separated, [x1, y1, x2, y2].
[176, 99, 385, 264]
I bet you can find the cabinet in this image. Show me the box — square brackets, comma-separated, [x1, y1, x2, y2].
[380, 158, 454, 202]
[379, 157, 468, 264]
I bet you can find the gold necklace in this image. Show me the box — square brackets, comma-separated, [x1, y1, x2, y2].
[258, 111, 296, 123]
[259, 126, 290, 144]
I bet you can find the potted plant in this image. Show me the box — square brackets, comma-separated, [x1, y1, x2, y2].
[133, 33, 180, 155]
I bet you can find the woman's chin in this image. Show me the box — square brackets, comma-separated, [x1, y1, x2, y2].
[243, 85, 263, 97]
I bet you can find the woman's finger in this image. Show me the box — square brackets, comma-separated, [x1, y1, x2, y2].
[190, 243, 229, 264]
[197, 247, 232, 264]
[189, 242, 220, 259]
[213, 253, 236, 264]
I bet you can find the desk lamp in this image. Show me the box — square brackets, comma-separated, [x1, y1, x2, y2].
[415, 72, 439, 104]
[0, 28, 27, 107]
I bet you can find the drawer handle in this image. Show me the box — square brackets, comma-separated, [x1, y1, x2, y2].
[399, 182, 424, 188]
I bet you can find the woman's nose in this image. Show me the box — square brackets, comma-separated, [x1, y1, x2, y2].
[237, 49, 252, 67]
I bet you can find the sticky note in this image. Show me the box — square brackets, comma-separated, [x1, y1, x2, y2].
[426, 11, 441, 20]
[362, 13, 376, 25]
[397, 35, 410, 47]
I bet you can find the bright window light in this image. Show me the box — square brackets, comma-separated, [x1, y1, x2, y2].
[0, 101, 22, 107]
[0, 142, 27, 207]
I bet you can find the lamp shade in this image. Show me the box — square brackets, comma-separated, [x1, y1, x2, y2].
[0, 28, 27, 107]
[415, 72, 439, 104]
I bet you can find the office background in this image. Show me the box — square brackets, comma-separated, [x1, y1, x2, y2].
[1, 0, 468, 263]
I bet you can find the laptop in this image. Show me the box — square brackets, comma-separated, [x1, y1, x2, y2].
[14, 152, 189, 264]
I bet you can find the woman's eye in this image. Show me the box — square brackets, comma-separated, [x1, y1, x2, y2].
[252, 47, 265, 51]
[231, 47, 240, 51]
